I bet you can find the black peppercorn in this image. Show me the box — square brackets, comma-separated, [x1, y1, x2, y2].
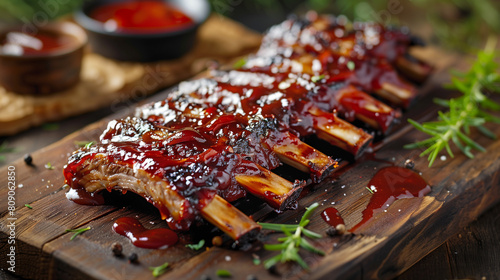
[199, 275, 211, 280]
[111, 242, 123, 257]
[404, 159, 415, 169]
[24, 154, 33, 166]
[326, 227, 337, 237]
[247, 274, 258, 280]
[128, 253, 138, 263]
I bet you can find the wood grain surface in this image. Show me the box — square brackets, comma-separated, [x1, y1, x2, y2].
[398, 202, 500, 280]
[1, 46, 500, 280]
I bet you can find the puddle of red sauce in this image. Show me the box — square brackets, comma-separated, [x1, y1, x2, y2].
[113, 217, 178, 249]
[350, 166, 431, 232]
[321, 207, 345, 228]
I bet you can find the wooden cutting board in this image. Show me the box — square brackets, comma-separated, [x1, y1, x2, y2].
[1, 47, 500, 280]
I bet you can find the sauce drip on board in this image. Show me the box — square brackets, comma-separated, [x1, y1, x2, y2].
[321, 207, 345, 228]
[65, 187, 105, 206]
[350, 166, 431, 232]
[113, 217, 178, 249]
[0, 31, 77, 56]
[90, 1, 194, 33]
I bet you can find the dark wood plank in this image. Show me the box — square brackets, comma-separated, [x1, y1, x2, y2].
[399, 202, 500, 280]
[395, 245, 453, 280]
[446, 203, 500, 279]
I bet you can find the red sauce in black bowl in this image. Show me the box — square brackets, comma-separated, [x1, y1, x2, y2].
[90, 0, 194, 33]
[75, 0, 210, 61]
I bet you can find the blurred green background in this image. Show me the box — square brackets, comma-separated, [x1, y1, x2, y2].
[1, 0, 499, 51]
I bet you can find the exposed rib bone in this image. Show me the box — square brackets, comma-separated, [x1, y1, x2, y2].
[335, 85, 401, 133]
[67, 151, 265, 240]
[201, 195, 261, 241]
[235, 165, 305, 211]
[306, 106, 373, 157]
[395, 54, 433, 83]
[267, 131, 338, 182]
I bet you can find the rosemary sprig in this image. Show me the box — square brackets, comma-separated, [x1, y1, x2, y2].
[258, 202, 324, 270]
[216, 269, 232, 277]
[185, 239, 205, 250]
[233, 57, 247, 69]
[65, 226, 91, 240]
[405, 38, 500, 167]
[311, 75, 325, 83]
[74, 141, 94, 148]
[149, 262, 169, 277]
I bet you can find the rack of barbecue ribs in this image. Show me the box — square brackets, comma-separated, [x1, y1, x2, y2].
[63, 12, 432, 241]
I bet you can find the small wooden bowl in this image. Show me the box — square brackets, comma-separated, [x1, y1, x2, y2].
[0, 22, 87, 95]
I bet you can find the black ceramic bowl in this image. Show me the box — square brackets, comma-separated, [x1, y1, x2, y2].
[75, 0, 210, 62]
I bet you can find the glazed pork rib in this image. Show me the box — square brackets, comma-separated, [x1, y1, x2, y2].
[207, 70, 401, 134]
[244, 12, 432, 108]
[136, 100, 338, 182]
[64, 116, 307, 239]
[64, 13, 430, 241]
[164, 74, 374, 156]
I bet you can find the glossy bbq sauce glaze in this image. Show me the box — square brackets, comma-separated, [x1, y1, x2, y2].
[113, 217, 178, 249]
[0, 30, 77, 56]
[321, 207, 345, 228]
[350, 166, 431, 232]
[90, 0, 194, 33]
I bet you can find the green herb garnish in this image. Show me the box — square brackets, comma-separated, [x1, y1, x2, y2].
[233, 57, 247, 69]
[347, 61, 355, 71]
[365, 186, 374, 194]
[185, 239, 205, 250]
[311, 75, 325, 83]
[258, 202, 324, 270]
[45, 162, 55, 170]
[405, 38, 500, 167]
[149, 262, 169, 277]
[25, 204, 33, 209]
[65, 226, 91, 240]
[216, 269, 232, 277]
[74, 141, 94, 148]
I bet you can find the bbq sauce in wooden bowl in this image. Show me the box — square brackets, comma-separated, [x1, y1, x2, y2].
[0, 30, 78, 56]
[90, 0, 194, 33]
[0, 22, 86, 95]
